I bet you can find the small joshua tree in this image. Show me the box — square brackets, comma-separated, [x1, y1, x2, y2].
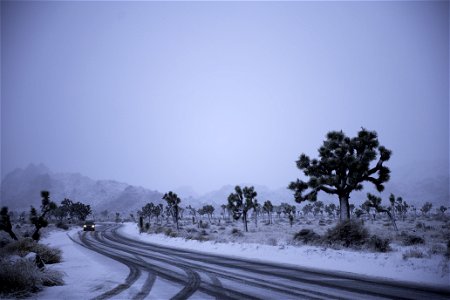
[227, 185, 257, 232]
[0, 207, 18, 240]
[364, 193, 398, 231]
[263, 200, 273, 224]
[163, 191, 181, 230]
[30, 191, 57, 241]
[421, 202, 433, 216]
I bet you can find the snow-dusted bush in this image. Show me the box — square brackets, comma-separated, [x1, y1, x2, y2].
[366, 235, 390, 252]
[322, 220, 368, 248]
[0, 257, 63, 297]
[399, 232, 425, 246]
[1, 238, 62, 264]
[403, 248, 426, 260]
[293, 229, 321, 244]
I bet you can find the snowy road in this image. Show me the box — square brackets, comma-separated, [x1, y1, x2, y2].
[75, 224, 449, 300]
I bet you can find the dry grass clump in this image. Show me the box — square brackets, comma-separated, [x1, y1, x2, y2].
[1, 238, 62, 264]
[0, 258, 64, 297]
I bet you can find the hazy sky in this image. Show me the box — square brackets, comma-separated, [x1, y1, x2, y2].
[2, 1, 449, 194]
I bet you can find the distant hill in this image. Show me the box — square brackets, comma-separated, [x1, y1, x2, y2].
[0, 164, 163, 213]
[1, 160, 448, 214]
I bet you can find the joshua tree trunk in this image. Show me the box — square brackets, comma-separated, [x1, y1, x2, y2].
[339, 194, 350, 221]
[243, 213, 248, 232]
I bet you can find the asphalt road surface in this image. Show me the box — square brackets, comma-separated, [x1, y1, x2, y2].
[74, 223, 450, 300]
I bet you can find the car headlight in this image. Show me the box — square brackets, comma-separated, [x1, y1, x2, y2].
[92, 225, 95, 228]
[83, 225, 86, 228]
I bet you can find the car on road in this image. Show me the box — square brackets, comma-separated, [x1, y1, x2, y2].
[83, 220, 95, 231]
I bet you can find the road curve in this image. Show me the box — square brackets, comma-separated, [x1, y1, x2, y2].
[74, 223, 450, 300]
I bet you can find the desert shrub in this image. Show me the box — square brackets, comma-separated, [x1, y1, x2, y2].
[56, 222, 69, 230]
[293, 229, 321, 244]
[168, 231, 177, 238]
[191, 234, 209, 242]
[322, 220, 368, 248]
[0, 258, 63, 297]
[428, 244, 446, 255]
[318, 220, 326, 226]
[32, 244, 62, 264]
[366, 235, 390, 252]
[154, 226, 165, 234]
[400, 232, 425, 246]
[267, 237, 278, 246]
[218, 226, 226, 231]
[403, 249, 425, 260]
[231, 228, 243, 237]
[164, 228, 173, 236]
[415, 222, 432, 231]
[2, 238, 61, 264]
[199, 221, 209, 229]
[231, 228, 240, 234]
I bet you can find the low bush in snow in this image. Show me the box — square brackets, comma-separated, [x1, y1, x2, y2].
[1, 238, 62, 264]
[402, 248, 426, 260]
[0, 257, 64, 297]
[399, 232, 425, 246]
[293, 229, 321, 244]
[366, 235, 390, 252]
[322, 220, 369, 248]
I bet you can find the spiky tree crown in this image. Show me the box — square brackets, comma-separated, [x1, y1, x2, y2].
[289, 128, 391, 203]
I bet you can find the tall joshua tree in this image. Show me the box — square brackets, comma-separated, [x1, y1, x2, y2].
[227, 185, 257, 232]
[263, 200, 273, 224]
[163, 191, 181, 230]
[30, 191, 57, 241]
[289, 129, 391, 221]
[0, 207, 18, 240]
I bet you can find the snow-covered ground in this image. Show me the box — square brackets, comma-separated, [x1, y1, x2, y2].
[119, 222, 449, 287]
[37, 228, 128, 299]
[35, 222, 449, 299]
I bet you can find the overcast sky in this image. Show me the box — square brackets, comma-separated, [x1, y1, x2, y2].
[1, 1, 449, 194]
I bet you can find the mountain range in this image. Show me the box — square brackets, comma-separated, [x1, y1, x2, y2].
[1, 161, 448, 214]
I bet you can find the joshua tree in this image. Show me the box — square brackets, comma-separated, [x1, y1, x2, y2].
[289, 129, 391, 221]
[71, 202, 92, 221]
[363, 193, 398, 231]
[324, 204, 336, 219]
[421, 202, 433, 216]
[141, 203, 155, 223]
[163, 191, 181, 230]
[252, 200, 261, 227]
[201, 205, 215, 223]
[302, 203, 313, 217]
[0, 207, 18, 240]
[227, 185, 257, 232]
[263, 200, 273, 224]
[313, 201, 324, 217]
[220, 204, 227, 220]
[281, 203, 296, 226]
[187, 205, 197, 224]
[30, 191, 57, 241]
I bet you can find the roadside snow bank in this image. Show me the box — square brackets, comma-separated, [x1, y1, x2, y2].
[119, 222, 449, 287]
[37, 228, 128, 299]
